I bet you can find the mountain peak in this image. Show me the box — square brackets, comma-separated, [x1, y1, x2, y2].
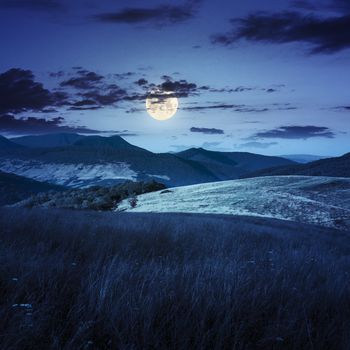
[72, 135, 149, 153]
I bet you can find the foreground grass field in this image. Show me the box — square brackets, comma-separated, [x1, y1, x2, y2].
[1, 208, 350, 350]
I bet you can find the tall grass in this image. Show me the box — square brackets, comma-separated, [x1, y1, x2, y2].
[0, 208, 350, 349]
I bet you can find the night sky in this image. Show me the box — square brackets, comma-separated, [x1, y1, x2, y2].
[0, 0, 349, 156]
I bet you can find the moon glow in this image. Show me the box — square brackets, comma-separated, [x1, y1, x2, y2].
[146, 91, 178, 121]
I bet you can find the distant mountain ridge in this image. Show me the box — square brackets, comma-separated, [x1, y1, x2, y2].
[176, 147, 295, 180]
[280, 154, 330, 164]
[243, 153, 350, 178]
[0, 135, 24, 150]
[0, 133, 296, 187]
[11, 133, 84, 148]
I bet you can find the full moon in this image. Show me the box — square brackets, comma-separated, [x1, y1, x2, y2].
[146, 91, 178, 121]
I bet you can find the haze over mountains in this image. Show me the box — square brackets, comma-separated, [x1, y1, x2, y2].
[0, 133, 295, 188]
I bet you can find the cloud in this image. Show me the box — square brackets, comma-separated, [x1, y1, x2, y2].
[212, 11, 350, 54]
[182, 103, 294, 113]
[249, 125, 335, 139]
[134, 78, 148, 86]
[0, 114, 100, 134]
[114, 72, 136, 80]
[333, 106, 350, 111]
[236, 141, 278, 149]
[58, 69, 128, 108]
[76, 86, 127, 107]
[183, 104, 242, 111]
[49, 70, 65, 78]
[0, 68, 66, 114]
[60, 71, 104, 90]
[0, 0, 65, 12]
[292, 0, 350, 14]
[95, 0, 200, 26]
[160, 79, 198, 97]
[190, 127, 224, 135]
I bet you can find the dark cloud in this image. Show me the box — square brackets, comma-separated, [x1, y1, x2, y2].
[183, 104, 242, 111]
[127, 76, 200, 101]
[114, 72, 136, 80]
[135, 78, 148, 86]
[250, 126, 335, 140]
[333, 106, 350, 111]
[160, 79, 198, 97]
[0, 0, 65, 12]
[236, 141, 278, 149]
[75, 86, 127, 107]
[212, 11, 350, 54]
[234, 107, 270, 113]
[182, 103, 288, 113]
[190, 127, 224, 135]
[293, 0, 350, 14]
[49, 70, 65, 78]
[95, 0, 200, 26]
[0, 68, 66, 114]
[209, 85, 284, 94]
[58, 69, 128, 108]
[60, 71, 104, 90]
[209, 86, 254, 93]
[0, 114, 100, 134]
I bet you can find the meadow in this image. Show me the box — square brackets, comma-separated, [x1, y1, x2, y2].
[1, 208, 350, 350]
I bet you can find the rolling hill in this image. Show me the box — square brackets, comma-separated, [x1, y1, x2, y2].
[118, 176, 350, 231]
[243, 152, 350, 178]
[176, 148, 295, 180]
[0, 134, 295, 188]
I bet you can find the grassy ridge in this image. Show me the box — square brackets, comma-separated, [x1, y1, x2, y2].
[1, 209, 350, 349]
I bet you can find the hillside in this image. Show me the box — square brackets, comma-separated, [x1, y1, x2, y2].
[14, 180, 166, 210]
[176, 148, 295, 180]
[280, 154, 329, 163]
[0, 171, 63, 205]
[1, 208, 349, 349]
[118, 176, 350, 230]
[0, 134, 294, 188]
[0, 135, 219, 187]
[243, 152, 350, 178]
[0, 135, 24, 150]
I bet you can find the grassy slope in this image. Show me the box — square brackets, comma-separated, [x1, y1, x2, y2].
[118, 176, 350, 231]
[1, 208, 350, 349]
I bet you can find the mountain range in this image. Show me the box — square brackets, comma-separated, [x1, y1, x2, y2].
[244, 152, 350, 178]
[0, 133, 295, 188]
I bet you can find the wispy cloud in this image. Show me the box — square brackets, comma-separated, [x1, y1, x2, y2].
[190, 127, 224, 135]
[0, 114, 100, 134]
[212, 11, 350, 54]
[95, 0, 201, 27]
[249, 125, 335, 139]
